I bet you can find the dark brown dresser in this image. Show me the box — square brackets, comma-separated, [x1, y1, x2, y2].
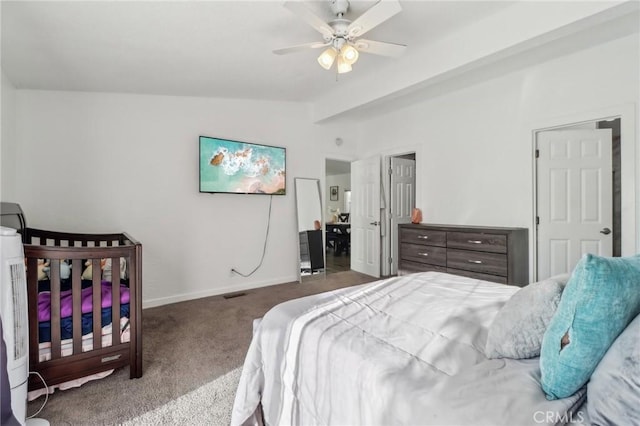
[398, 224, 529, 286]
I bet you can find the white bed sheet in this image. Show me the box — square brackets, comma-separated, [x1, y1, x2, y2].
[232, 272, 585, 426]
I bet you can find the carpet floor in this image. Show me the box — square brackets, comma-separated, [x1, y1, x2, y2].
[121, 368, 242, 425]
[27, 271, 376, 425]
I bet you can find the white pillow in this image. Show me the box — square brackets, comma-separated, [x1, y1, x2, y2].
[587, 313, 640, 424]
[485, 275, 567, 359]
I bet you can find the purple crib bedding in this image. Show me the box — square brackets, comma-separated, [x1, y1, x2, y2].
[38, 281, 130, 322]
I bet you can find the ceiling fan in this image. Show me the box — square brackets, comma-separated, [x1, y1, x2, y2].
[274, 0, 406, 74]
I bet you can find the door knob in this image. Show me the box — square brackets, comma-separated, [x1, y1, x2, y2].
[600, 227, 612, 235]
[370, 221, 380, 226]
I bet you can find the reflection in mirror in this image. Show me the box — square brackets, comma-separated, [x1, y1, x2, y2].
[295, 178, 325, 282]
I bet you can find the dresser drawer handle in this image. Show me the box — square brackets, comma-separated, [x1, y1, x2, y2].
[467, 240, 483, 244]
[417, 235, 429, 239]
[468, 260, 483, 264]
[418, 252, 429, 256]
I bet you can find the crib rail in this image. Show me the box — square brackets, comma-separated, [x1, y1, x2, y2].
[23, 227, 142, 390]
[24, 227, 139, 247]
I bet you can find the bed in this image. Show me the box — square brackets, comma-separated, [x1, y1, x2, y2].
[231, 269, 640, 425]
[22, 227, 142, 395]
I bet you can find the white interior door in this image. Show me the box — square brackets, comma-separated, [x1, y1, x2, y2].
[537, 128, 613, 279]
[351, 156, 381, 277]
[390, 157, 416, 275]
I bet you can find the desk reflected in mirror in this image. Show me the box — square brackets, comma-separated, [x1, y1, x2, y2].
[294, 178, 325, 281]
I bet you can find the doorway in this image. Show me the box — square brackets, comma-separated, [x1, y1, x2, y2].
[325, 159, 351, 275]
[348, 152, 416, 278]
[384, 153, 416, 276]
[535, 118, 621, 279]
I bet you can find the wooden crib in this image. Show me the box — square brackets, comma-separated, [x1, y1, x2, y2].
[22, 227, 142, 391]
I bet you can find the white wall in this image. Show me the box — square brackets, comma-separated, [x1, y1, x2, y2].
[358, 35, 639, 273]
[1, 71, 17, 200]
[10, 90, 357, 306]
[5, 33, 638, 304]
[326, 172, 350, 221]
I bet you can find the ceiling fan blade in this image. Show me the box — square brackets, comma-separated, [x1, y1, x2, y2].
[347, 0, 402, 38]
[283, 1, 334, 38]
[353, 39, 406, 57]
[273, 41, 329, 55]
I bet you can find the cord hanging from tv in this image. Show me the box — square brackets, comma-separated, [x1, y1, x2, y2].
[199, 136, 286, 195]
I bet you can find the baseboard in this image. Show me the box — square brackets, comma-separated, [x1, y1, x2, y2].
[142, 274, 299, 309]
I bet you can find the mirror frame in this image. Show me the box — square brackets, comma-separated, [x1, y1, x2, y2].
[294, 177, 325, 282]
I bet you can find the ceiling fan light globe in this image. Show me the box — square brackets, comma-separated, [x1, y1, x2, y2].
[317, 47, 337, 70]
[337, 55, 352, 74]
[340, 44, 359, 65]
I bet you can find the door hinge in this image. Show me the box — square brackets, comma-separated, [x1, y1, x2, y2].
[389, 257, 393, 264]
[535, 149, 540, 158]
[536, 216, 540, 225]
[388, 167, 393, 175]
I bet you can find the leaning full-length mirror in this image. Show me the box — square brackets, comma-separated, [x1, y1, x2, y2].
[295, 178, 324, 282]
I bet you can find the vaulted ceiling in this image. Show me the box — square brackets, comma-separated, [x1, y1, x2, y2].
[2, 1, 638, 122]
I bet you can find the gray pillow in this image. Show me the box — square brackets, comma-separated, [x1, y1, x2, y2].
[587, 313, 640, 425]
[485, 277, 565, 359]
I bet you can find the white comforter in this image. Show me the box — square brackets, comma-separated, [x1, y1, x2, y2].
[232, 272, 585, 426]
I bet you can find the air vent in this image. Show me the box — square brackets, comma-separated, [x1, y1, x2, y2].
[223, 292, 247, 300]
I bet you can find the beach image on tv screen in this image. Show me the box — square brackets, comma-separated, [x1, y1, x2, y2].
[200, 137, 286, 195]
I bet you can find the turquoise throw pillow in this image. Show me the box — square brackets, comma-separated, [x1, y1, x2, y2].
[539, 253, 640, 400]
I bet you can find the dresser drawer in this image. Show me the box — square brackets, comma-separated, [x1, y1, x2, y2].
[398, 223, 528, 286]
[400, 228, 446, 247]
[399, 261, 446, 276]
[446, 268, 508, 285]
[400, 243, 446, 266]
[446, 232, 507, 254]
[446, 248, 508, 276]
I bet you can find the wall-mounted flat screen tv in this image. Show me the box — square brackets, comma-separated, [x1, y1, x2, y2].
[199, 136, 286, 195]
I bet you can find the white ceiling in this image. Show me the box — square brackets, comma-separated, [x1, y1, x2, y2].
[3, 0, 637, 123]
[1, 0, 515, 103]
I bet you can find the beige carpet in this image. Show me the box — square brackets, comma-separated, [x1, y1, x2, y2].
[27, 271, 375, 425]
[122, 367, 242, 425]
